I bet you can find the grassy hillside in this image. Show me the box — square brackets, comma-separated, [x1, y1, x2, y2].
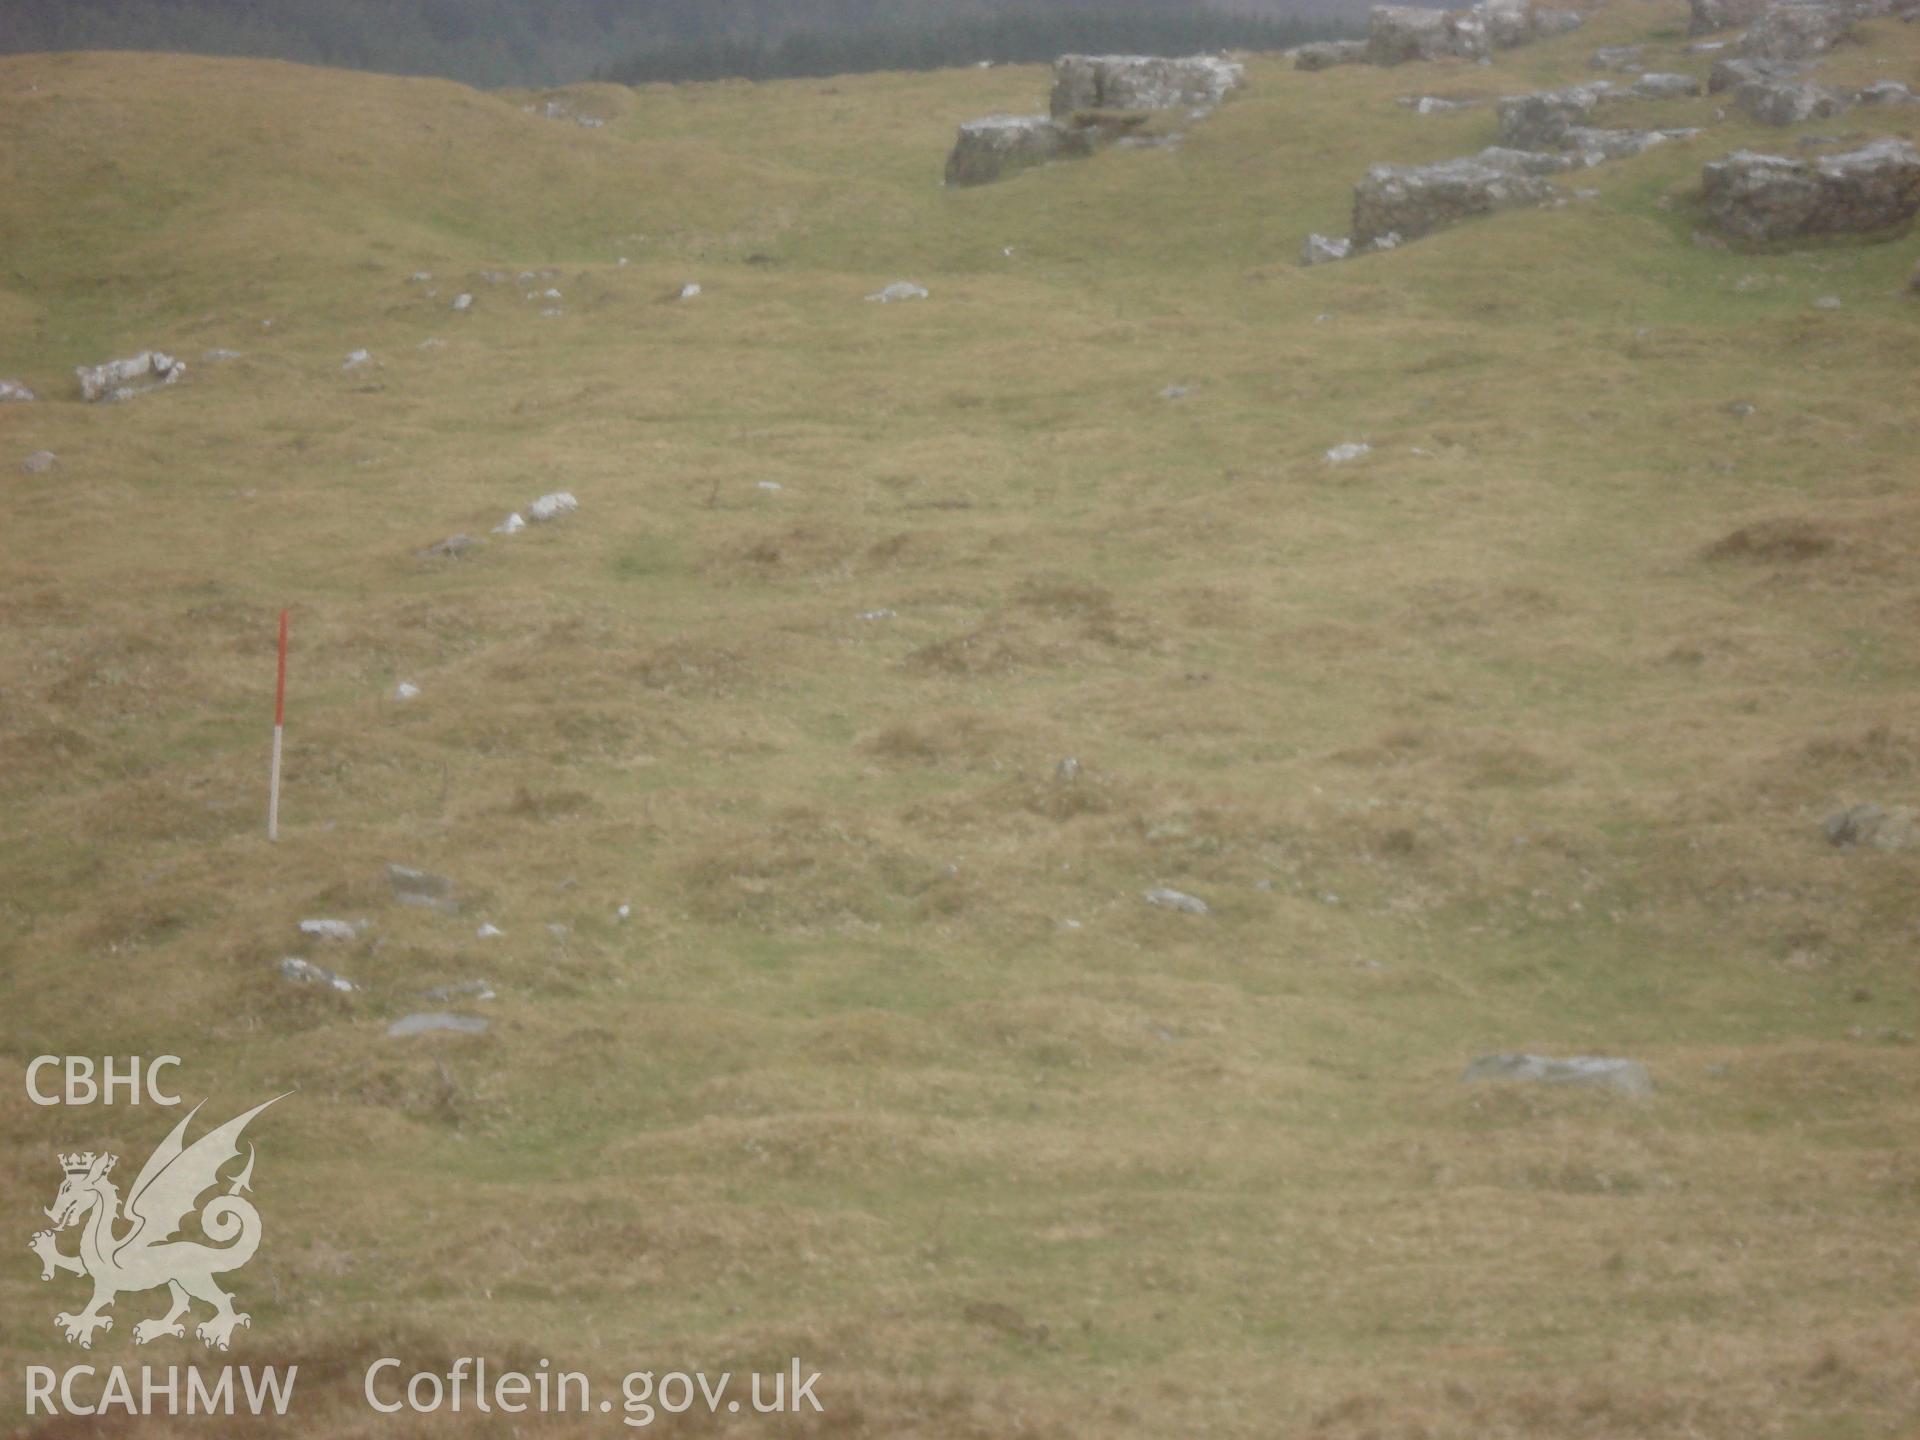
[1, 13, 1918, 1436]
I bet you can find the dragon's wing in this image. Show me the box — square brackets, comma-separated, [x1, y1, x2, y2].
[113, 1095, 286, 1260]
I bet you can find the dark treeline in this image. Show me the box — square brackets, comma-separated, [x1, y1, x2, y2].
[0, 0, 1356, 88]
[597, 9, 1354, 85]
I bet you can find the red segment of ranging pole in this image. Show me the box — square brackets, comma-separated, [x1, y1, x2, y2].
[268, 609, 288, 840]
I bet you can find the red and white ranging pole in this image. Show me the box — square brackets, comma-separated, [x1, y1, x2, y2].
[268, 608, 288, 841]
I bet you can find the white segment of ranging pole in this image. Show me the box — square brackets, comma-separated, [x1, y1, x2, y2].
[268, 608, 288, 841]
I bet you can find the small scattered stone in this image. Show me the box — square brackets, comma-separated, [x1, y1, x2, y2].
[857, 608, 897, 621]
[1056, 757, 1082, 782]
[393, 681, 422, 701]
[1462, 1053, 1652, 1095]
[342, 349, 371, 370]
[1325, 442, 1372, 465]
[452, 293, 473, 311]
[419, 534, 481, 559]
[279, 957, 359, 993]
[528, 491, 578, 522]
[1813, 295, 1843, 308]
[476, 923, 504, 940]
[1159, 384, 1193, 400]
[202, 348, 242, 362]
[677, 282, 701, 300]
[21, 450, 56, 474]
[1301, 233, 1354, 266]
[1144, 886, 1210, 915]
[867, 281, 929, 303]
[387, 1012, 488, 1038]
[493, 512, 526, 534]
[0, 379, 37, 402]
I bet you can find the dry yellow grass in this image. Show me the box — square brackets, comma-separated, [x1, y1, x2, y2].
[1, 11, 1918, 1435]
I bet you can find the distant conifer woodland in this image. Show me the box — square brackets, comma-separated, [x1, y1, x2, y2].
[0, 0, 1355, 87]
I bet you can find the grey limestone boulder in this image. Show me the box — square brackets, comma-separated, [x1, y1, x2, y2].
[1703, 138, 1920, 241]
[1352, 151, 1560, 245]
[946, 114, 1096, 185]
[75, 351, 185, 403]
[1049, 54, 1244, 117]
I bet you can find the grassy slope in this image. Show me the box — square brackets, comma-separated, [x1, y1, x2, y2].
[1, 16, 1917, 1436]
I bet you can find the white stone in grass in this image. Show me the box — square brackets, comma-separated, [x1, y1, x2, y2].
[678, 282, 701, 300]
[528, 492, 577, 522]
[343, 349, 371, 370]
[0, 380, 34, 402]
[1325, 442, 1372, 465]
[279, 957, 359, 993]
[452, 293, 473, 311]
[393, 681, 421, 702]
[493, 512, 526, 534]
[1144, 886, 1210, 915]
[757, 480, 783, 491]
[477, 923, 505, 939]
[21, 451, 57, 474]
[866, 281, 928, 303]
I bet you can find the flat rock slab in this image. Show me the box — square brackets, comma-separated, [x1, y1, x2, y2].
[0, 380, 35, 402]
[1463, 1053, 1652, 1095]
[388, 1012, 489, 1038]
[21, 450, 57, 473]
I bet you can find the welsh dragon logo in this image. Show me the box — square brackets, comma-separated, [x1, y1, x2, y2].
[27, 1096, 285, 1351]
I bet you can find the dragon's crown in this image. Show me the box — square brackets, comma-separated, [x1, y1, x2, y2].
[59, 1152, 113, 1176]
